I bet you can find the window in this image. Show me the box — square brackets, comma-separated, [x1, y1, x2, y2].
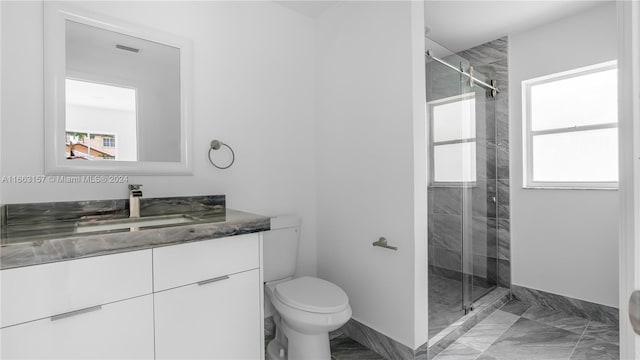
[103, 137, 115, 148]
[65, 78, 137, 161]
[428, 93, 476, 185]
[523, 61, 618, 188]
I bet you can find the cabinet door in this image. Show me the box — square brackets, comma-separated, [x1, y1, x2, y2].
[1, 249, 152, 328]
[153, 233, 259, 292]
[1, 294, 154, 359]
[155, 269, 261, 360]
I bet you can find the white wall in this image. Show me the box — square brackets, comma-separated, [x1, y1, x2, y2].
[510, 3, 619, 307]
[0, 1, 318, 277]
[315, 1, 427, 348]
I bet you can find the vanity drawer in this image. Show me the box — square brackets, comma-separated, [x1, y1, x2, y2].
[1, 249, 152, 328]
[153, 233, 260, 292]
[1, 294, 154, 359]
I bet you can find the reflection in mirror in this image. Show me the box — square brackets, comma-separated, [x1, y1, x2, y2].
[65, 19, 180, 163]
[45, 3, 192, 174]
[65, 79, 137, 161]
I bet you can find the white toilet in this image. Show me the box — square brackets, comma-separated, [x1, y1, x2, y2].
[264, 216, 352, 360]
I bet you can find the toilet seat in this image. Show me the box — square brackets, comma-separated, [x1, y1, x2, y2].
[274, 276, 349, 314]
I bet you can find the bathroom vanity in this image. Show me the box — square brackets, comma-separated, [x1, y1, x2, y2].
[3, 3, 268, 357]
[0, 197, 269, 359]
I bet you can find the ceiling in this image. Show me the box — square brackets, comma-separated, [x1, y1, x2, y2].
[275, 1, 338, 18]
[276, 1, 612, 54]
[424, 0, 612, 53]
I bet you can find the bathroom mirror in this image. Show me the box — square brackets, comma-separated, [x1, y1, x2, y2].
[44, 2, 193, 175]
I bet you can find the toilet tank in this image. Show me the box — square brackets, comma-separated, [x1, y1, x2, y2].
[263, 215, 300, 283]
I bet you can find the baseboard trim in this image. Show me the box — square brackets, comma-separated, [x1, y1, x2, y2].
[340, 318, 418, 360]
[511, 284, 619, 325]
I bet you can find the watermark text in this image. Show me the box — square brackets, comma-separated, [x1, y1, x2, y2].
[1, 175, 129, 184]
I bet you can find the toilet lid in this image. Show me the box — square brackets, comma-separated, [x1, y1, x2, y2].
[274, 277, 349, 314]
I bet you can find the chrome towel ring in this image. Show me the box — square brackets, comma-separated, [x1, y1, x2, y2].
[208, 140, 235, 169]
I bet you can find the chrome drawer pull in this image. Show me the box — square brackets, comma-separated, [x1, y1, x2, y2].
[197, 275, 230, 286]
[50, 305, 103, 321]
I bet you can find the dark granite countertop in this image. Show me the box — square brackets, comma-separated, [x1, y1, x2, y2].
[0, 197, 270, 270]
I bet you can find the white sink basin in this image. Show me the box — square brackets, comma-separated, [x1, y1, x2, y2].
[75, 214, 198, 234]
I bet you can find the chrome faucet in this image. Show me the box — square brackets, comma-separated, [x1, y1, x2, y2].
[128, 184, 143, 218]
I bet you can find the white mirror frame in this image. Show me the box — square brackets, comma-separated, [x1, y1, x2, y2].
[44, 2, 193, 175]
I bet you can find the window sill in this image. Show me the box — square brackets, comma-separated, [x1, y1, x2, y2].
[430, 183, 477, 189]
[523, 186, 618, 191]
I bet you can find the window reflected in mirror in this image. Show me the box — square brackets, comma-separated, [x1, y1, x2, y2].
[64, 19, 181, 163]
[65, 79, 138, 161]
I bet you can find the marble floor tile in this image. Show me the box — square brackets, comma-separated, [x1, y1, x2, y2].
[454, 310, 520, 352]
[432, 343, 482, 360]
[428, 271, 504, 341]
[437, 296, 620, 360]
[521, 304, 590, 335]
[429, 302, 465, 338]
[330, 329, 346, 340]
[330, 334, 385, 360]
[568, 336, 619, 360]
[429, 274, 465, 339]
[476, 354, 499, 360]
[479, 317, 581, 360]
[499, 299, 531, 316]
[583, 320, 619, 344]
[480, 309, 522, 326]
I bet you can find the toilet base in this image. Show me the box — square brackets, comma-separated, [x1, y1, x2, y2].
[281, 320, 331, 360]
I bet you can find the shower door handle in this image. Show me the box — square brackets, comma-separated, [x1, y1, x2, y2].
[630, 290, 640, 335]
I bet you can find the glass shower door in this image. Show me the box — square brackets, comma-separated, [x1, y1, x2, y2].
[427, 40, 499, 340]
[461, 71, 498, 313]
[427, 51, 474, 337]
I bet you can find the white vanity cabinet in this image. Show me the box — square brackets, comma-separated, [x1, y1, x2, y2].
[0, 232, 264, 360]
[0, 250, 154, 359]
[153, 233, 263, 360]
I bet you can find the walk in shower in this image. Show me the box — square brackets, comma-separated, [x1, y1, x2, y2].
[426, 37, 509, 341]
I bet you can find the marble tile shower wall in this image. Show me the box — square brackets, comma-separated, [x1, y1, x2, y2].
[427, 37, 510, 289]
